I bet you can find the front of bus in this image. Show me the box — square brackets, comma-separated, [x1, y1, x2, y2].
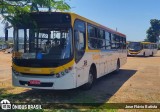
[12, 12, 76, 90]
[128, 42, 144, 56]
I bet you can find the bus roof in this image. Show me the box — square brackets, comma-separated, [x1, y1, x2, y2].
[141, 42, 151, 44]
[69, 12, 126, 38]
[128, 41, 157, 44]
[29, 12, 126, 37]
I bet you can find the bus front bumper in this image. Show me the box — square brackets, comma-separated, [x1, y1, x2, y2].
[128, 51, 144, 56]
[12, 72, 76, 90]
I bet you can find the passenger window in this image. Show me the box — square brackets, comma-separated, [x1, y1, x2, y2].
[123, 37, 126, 49]
[111, 34, 116, 49]
[88, 25, 97, 49]
[105, 32, 111, 49]
[119, 37, 123, 49]
[155, 44, 158, 49]
[144, 44, 149, 49]
[115, 35, 120, 49]
[97, 29, 105, 49]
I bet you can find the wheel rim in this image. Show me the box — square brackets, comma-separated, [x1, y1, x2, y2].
[88, 73, 93, 84]
[117, 62, 120, 71]
[117, 65, 119, 71]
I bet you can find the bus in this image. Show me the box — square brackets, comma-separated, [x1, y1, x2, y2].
[12, 12, 127, 90]
[128, 42, 158, 56]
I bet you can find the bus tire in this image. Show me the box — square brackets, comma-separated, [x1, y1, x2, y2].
[115, 59, 120, 72]
[82, 66, 96, 90]
[151, 52, 154, 56]
[143, 52, 146, 57]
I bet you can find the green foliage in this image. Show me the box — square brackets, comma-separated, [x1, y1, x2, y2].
[0, 0, 71, 27]
[144, 38, 149, 42]
[146, 19, 160, 43]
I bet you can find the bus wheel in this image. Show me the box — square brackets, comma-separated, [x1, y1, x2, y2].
[151, 52, 154, 56]
[82, 68, 95, 90]
[115, 60, 120, 72]
[143, 52, 146, 57]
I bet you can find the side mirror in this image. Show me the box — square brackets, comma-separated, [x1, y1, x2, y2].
[5, 28, 8, 41]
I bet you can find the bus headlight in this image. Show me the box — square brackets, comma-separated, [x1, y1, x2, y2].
[61, 72, 65, 76]
[52, 66, 73, 78]
[56, 73, 60, 78]
[12, 69, 19, 76]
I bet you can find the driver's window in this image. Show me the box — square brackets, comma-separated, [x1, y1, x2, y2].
[74, 20, 86, 63]
[75, 31, 85, 50]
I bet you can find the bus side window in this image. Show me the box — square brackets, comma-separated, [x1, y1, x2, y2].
[149, 44, 151, 49]
[105, 31, 111, 49]
[144, 44, 148, 49]
[97, 29, 105, 49]
[88, 25, 97, 49]
[155, 44, 158, 49]
[120, 37, 123, 49]
[123, 37, 126, 49]
[116, 35, 120, 49]
[111, 34, 116, 49]
[152, 44, 154, 49]
[74, 20, 86, 63]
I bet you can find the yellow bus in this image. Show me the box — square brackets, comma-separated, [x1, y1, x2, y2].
[128, 42, 158, 56]
[12, 12, 127, 90]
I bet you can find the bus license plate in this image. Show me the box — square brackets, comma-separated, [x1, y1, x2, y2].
[29, 80, 41, 85]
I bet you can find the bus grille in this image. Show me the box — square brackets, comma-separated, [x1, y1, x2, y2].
[20, 73, 54, 76]
[129, 50, 140, 52]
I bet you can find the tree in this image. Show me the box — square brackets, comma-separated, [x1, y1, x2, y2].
[0, 0, 71, 27]
[146, 19, 160, 43]
[144, 38, 149, 42]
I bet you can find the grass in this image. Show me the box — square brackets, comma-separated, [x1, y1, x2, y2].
[3, 109, 117, 112]
[0, 88, 118, 112]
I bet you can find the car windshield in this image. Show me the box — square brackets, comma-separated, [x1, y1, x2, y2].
[14, 28, 73, 60]
[128, 42, 143, 51]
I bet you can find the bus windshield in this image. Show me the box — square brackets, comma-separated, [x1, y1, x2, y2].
[128, 42, 143, 51]
[15, 28, 72, 60]
[13, 12, 73, 67]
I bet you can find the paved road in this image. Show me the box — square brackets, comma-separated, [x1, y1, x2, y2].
[0, 51, 160, 106]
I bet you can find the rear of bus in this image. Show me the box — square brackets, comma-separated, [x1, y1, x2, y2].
[142, 42, 156, 56]
[150, 43, 158, 56]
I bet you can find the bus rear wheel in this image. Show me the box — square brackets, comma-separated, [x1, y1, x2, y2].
[151, 52, 154, 56]
[143, 52, 146, 57]
[115, 60, 120, 72]
[82, 67, 95, 90]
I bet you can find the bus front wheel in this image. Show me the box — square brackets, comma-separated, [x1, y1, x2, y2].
[82, 67, 95, 90]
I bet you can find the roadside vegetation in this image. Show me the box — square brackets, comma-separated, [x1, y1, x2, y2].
[145, 19, 160, 43]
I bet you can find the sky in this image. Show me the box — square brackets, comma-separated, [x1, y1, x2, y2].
[68, 0, 160, 41]
[1, 0, 160, 41]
